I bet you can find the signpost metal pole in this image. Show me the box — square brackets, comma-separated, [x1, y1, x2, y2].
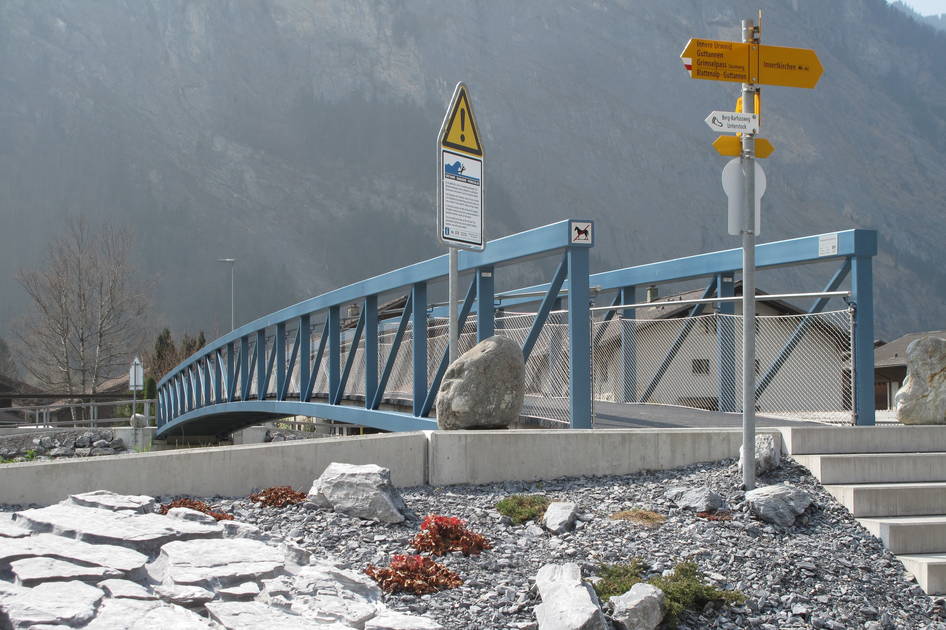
[741, 18, 757, 491]
[449, 248, 459, 362]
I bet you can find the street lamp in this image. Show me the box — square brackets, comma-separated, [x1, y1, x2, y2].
[216, 258, 236, 331]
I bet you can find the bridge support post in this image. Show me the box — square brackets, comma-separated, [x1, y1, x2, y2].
[276, 323, 286, 401]
[365, 295, 378, 408]
[328, 306, 340, 404]
[716, 274, 737, 412]
[412, 282, 428, 416]
[620, 286, 639, 404]
[567, 247, 592, 429]
[477, 266, 495, 341]
[239, 337, 249, 401]
[852, 253, 875, 426]
[299, 315, 310, 402]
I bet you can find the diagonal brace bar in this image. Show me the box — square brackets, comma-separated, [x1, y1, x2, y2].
[304, 324, 329, 402]
[639, 279, 717, 403]
[421, 277, 477, 417]
[280, 328, 301, 401]
[522, 254, 569, 361]
[334, 307, 366, 405]
[371, 294, 413, 410]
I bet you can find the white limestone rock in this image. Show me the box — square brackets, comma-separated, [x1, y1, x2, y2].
[896, 336, 946, 424]
[150, 537, 285, 588]
[206, 601, 345, 629]
[14, 503, 222, 552]
[67, 490, 156, 513]
[533, 563, 607, 630]
[308, 462, 409, 524]
[739, 433, 782, 476]
[292, 561, 384, 603]
[10, 556, 121, 586]
[745, 484, 813, 527]
[165, 507, 219, 525]
[0, 513, 30, 538]
[98, 578, 157, 600]
[1, 580, 103, 628]
[290, 594, 379, 628]
[543, 502, 578, 534]
[365, 610, 445, 630]
[221, 520, 270, 541]
[0, 532, 149, 574]
[84, 598, 215, 629]
[153, 583, 215, 607]
[436, 335, 526, 430]
[218, 581, 261, 599]
[664, 486, 723, 513]
[610, 582, 665, 630]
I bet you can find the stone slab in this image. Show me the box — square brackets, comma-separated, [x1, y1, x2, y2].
[206, 601, 347, 629]
[98, 578, 157, 600]
[67, 490, 155, 513]
[154, 538, 284, 587]
[83, 597, 215, 629]
[2, 580, 103, 628]
[10, 556, 121, 586]
[0, 533, 148, 574]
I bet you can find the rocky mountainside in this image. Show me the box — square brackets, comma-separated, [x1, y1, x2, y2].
[1, 0, 944, 340]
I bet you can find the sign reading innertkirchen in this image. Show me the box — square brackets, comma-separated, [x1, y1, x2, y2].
[438, 83, 484, 251]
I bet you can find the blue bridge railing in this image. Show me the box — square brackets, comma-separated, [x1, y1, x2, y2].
[156, 220, 595, 438]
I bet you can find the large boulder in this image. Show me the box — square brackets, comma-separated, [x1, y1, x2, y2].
[610, 582, 665, 630]
[436, 335, 525, 430]
[745, 484, 813, 527]
[308, 462, 409, 523]
[542, 502, 577, 534]
[533, 563, 607, 630]
[896, 336, 946, 424]
[739, 433, 782, 476]
[664, 486, 723, 513]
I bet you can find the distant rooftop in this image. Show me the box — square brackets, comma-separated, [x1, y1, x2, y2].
[875, 330, 946, 368]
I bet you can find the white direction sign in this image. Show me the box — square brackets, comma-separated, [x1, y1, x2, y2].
[129, 357, 144, 392]
[705, 111, 759, 134]
[722, 158, 766, 236]
[438, 83, 484, 251]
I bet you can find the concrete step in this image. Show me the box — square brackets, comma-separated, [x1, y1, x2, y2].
[793, 452, 946, 484]
[897, 553, 946, 595]
[780, 425, 946, 455]
[825, 482, 946, 517]
[858, 516, 946, 555]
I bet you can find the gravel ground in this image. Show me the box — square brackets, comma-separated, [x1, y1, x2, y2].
[175, 456, 946, 630]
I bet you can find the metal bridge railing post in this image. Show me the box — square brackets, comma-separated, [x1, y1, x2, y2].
[852, 253, 875, 426]
[411, 282, 428, 416]
[567, 244, 592, 429]
[477, 266, 495, 341]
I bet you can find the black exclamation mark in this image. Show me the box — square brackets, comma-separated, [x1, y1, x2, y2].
[460, 108, 466, 143]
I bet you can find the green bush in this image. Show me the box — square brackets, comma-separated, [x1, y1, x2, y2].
[594, 560, 744, 629]
[494, 494, 551, 524]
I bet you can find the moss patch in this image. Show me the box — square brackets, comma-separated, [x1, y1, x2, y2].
[494, 494, 550, 524]
[610, 508, 667, 527]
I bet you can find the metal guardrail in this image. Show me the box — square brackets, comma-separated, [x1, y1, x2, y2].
[0, 399, 156, 429]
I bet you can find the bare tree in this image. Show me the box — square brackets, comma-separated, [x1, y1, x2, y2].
[15, 218, 149, 395]
[0, 337, 16, 381]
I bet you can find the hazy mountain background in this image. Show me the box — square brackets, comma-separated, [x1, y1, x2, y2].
[1, 0, 944, 346]
[892, 1, 946, 30]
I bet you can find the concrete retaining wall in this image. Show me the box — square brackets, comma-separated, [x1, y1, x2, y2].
[427, 428, 767, 486]
[0, 432, 428, 506]
[0, 428, 784, 506]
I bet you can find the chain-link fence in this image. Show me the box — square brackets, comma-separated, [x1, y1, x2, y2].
[591, 309, 854, 424]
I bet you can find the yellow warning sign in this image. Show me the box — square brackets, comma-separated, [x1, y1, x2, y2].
[440, 84, 483, 156]
[713, 135, 775, 159]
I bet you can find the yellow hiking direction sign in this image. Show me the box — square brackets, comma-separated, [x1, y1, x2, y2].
[713, 136, 775, 159]
[440, 84, 482, 156]
[681, 39, 822, 89]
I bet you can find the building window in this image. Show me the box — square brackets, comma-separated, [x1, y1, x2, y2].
[692, 359, 710, 375]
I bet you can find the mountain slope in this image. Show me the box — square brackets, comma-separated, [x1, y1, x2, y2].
[0, 0, 943, 340]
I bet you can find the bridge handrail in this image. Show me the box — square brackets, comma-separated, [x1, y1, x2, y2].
[158, 219, 584, 391]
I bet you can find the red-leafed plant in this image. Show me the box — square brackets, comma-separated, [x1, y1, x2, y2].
[411, 514, 492, 556]
[249, 486, 307, 508]
[364, 554, 462, 594]
[159, 498, 234, 521]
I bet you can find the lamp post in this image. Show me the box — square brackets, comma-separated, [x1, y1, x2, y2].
[216, 258, 236, 331]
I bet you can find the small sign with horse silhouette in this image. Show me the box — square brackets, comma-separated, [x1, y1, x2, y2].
[570, 221, 593, 245]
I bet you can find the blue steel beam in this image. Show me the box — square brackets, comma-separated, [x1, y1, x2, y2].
[592, 291, 624, 349]
[567, 246, 592, 429]
[256, 331, 267, 400]
[304, 325, 329, 402]
[328, 306, 341, 405]
[372, 294, 413, 410]
[228, 343, 241, 401]
[156, 400, 436, 439]
[280, 328, 301, 401]
[715, 274, 737, 412]
[522, 254, 568, 361]
[755, 259, 851, 401]
[421, 277, 477, 418]
[364, 295, 378, 408]
[239, 337, 249, 401]
[411, 282, 428, 416]
[299, 315, 310, 402]
[275, 323, 286, 401]
[477, 266, 495, 341]
[639, 280, 717, 403]
[242, 342, 258, 402]
[335, 307, 366, 405]
[214, 350, 224, 405]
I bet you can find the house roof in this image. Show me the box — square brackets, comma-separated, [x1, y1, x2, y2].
[875, 330, 946, 368]
[629, 282, 806, 320]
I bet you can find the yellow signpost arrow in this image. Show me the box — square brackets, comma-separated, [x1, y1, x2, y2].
[713, 135, 774, 159]
[681, 39, 822, 88]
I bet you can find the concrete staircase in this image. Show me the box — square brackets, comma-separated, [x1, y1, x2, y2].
[782, 425, 946, 595]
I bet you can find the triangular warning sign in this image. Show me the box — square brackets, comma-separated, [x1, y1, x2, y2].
[440, 84, 483, 156]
